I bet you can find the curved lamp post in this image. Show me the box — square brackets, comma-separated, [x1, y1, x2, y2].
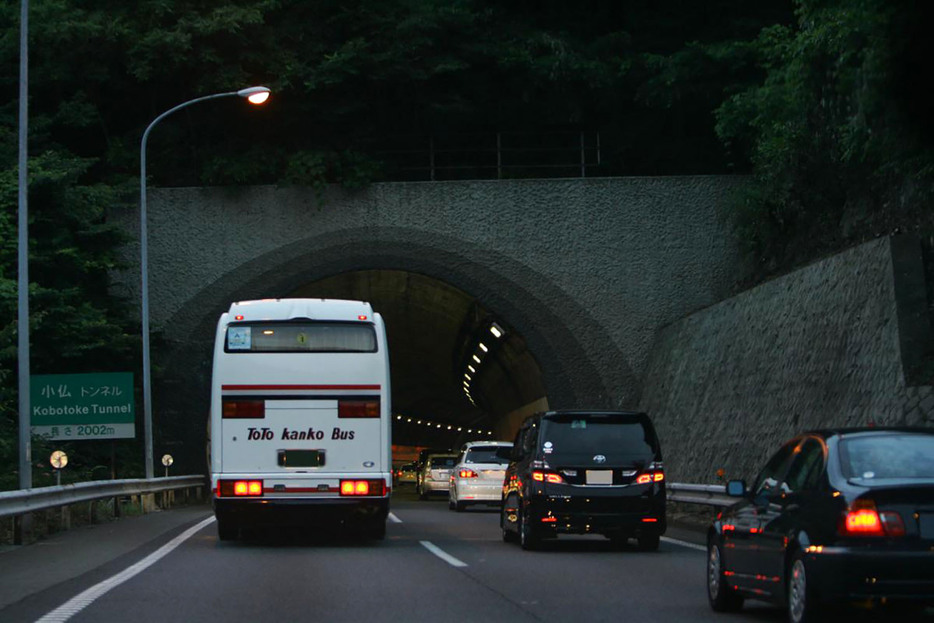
[139, 86, 270, 479]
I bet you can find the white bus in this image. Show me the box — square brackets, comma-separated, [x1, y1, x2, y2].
[209, 299, 391, 541]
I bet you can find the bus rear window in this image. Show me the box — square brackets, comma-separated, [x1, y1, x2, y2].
[226, 322, 377, 353]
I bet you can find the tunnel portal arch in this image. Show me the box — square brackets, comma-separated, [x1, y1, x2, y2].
[157, 227, 637, 470]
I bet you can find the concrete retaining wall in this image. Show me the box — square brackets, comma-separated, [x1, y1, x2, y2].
[639, 235, 934, 485]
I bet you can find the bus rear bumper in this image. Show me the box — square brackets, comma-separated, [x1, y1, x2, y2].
[213, 496, 389, 528]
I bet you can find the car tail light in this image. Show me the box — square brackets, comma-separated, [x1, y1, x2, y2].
[840, 499, 904, 537]
[459, 469, 478, 478]
[532, 470, 564, 484]
[541, 516, 557, 523]
[338, 400, 380, 418]
[339, 479, 385, 496]
[218, 479, 263, 497]
[636, 471, 665, 484]
[222, 399, 265, 419]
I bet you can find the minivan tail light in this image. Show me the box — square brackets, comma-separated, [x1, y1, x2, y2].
[222, 399, 265, 419]
[338, 400, 380, 418]
[636, 471, 665, 484]
[532, 470, 564, 484]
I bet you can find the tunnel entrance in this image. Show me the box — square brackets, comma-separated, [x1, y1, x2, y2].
[288, 270, 548, 450]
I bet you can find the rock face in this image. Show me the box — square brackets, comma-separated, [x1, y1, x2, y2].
[639, 235, 934, 485]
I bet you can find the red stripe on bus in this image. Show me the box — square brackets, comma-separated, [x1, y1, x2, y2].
[222, 384, 380, 390]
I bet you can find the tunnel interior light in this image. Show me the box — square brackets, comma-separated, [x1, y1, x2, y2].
[490, 323, 503, 339]
[467, 365, 476, 373]
[396, 415, 402, 420]
[263, 330, 275, 335]
[472, 355, 481, 364]
[464, 374, 471, 381]
[478, 343, 488, 353]
[406, 418, 411, 423]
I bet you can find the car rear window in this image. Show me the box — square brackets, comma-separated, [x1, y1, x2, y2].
[541, 413, 659, 461]
[465, 447, 510, 465]
[430, 457, 456, 467]
[839, 434, 934, 481]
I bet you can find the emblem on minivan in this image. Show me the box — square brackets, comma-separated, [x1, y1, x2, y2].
[593, 455, 606, 464]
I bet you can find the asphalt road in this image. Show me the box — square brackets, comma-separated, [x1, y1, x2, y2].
[0, 488, 917, 622]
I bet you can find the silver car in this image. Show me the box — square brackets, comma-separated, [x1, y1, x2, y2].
[448, 441, 513, 511]
[417, 454, 458, 499]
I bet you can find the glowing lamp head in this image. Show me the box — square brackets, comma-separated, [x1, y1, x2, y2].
[237, 86, 271, 105]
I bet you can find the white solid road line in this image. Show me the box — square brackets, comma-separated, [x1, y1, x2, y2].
[661, 536, 707, 552]
[388, 512, 403, 523]
[34, 516, 216, 623]
[420, 540, 468, 567]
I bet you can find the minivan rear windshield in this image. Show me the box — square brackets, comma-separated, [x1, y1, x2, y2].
[839, 434, 934, 481]
[542, 414, 658, 460]
[226, 322, 377, 353]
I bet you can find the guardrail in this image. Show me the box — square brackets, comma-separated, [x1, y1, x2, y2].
[667, 482, 733, 507]
[1, 478, 727, 529]
[0, 475, 205, 519]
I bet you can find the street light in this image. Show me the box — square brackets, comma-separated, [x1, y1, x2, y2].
[139, 86, 270, 479]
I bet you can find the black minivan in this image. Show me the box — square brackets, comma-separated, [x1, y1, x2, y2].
[501, 410, 666, 550]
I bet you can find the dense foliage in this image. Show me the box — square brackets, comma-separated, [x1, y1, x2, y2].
[711, 0, 934, 272]
[1, 0, 931, 488]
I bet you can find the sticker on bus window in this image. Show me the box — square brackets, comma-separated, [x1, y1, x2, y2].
[228, 327, 252, 350]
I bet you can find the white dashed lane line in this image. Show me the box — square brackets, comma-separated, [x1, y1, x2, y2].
[661, 536, 707, 552]
[420, 541, 468, 567]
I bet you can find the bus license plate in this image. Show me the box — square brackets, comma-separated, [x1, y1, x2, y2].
[277, 449, 325, 467]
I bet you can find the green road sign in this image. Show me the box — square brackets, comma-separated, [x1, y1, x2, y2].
[31, 372, 135, 440]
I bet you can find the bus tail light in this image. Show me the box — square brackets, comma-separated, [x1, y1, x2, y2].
[340, 479, 385, 496]
[338, 400, 380, 418]
[222, 399, 265, 419]
[218, 479, 263, 497]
